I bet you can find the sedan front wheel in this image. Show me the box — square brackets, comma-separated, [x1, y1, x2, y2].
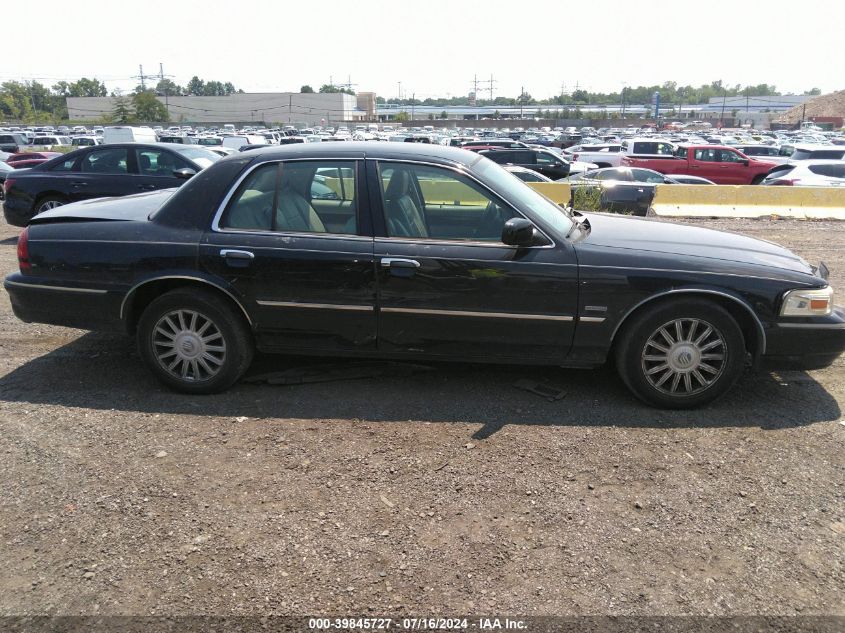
[615, 299, 746, 408]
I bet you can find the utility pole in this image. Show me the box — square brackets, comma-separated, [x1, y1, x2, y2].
[289, 93, 292, 124]
[520, 85, 524, 119]
[620, 83, 627, 118]
[489, 74, 494, 101]
[411, 93, 415, 121]
[719, 85, 727, 128]
[398, 81, 401, 101]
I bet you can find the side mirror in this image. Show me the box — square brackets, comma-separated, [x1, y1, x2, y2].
[741, 159, 750, 166]
[173, 167, 196, 180]
[501, 218, 537, 247]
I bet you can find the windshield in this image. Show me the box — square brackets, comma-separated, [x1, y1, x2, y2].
[170, 146, 222, 169]
[474, 155, 574, 237]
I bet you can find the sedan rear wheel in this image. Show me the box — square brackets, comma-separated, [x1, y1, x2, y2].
[36, 196, 67, 214]
[615, 299, 746, 409]
[137, 288, 253, 394]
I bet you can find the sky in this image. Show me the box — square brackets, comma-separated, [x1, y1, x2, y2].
[4, 0, 841, 100]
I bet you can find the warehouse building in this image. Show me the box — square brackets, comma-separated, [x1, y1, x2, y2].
[67, 92, 374, 126]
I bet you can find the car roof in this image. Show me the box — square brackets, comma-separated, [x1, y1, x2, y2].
[226, 141, 485, 168]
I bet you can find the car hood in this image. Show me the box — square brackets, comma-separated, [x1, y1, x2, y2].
[577, 212, 815, 276]
[30, 189, 177, 224]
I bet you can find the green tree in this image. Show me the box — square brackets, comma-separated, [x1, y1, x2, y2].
[132, 91, 169, 122]
[394, 111, 409, 122]
[319, 84, 355, 95]
[300, 85, 314, 93]
[155, 79, 183, 96]
[111, 94, 135, 124]
[186, 76, 205, 96]
[806, 87, 822, 96]
[439, 110, 448, 119]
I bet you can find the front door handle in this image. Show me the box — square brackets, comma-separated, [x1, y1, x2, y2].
[137, 184, 157, 190]
[220, 249, 254, 268]
[70, 181, 87, 187]
[381, 257, 420, 278]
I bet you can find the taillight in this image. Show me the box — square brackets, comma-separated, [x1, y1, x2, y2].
[17, 227, 31, 272]
[573, 153, 580, 161]
[3, 178, 14, 194]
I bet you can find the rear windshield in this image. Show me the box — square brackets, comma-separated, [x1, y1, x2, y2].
[792, 149, 845, 161]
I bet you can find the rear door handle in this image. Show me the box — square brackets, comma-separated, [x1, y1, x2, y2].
[220, 249, 255, 267]
[137, 184, 157, 190]
[381, 257, 420, 277]
[70, 181, 87, 187]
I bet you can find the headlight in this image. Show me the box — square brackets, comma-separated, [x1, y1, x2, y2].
[780, 286, 834, 317]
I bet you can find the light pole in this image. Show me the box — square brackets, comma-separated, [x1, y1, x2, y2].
[620, 83, 627, 119]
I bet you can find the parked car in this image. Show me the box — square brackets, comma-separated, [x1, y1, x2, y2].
[622, 145, 778, 184]
[787, 144, 845, 164]
[102, 126, 158, 144]
[2, 143, 221, 226]
[30, 136, 73, 150]
[762, 160, 845, 186]
[5, 143, 843, 408]
[462, 139, 530, 150]
[504, 165, 552, 182]
[5, 152, 63, 169]
[568, 167, 680, 215]
[480, 147, 570, 180]
[0, 161, 12, 200]
[71, 136, 102, 147]
[733, 144, 789, 165]
[0, 133, 30, 153]
[667, 174, 716, 185]
[567, 143, 624, 168]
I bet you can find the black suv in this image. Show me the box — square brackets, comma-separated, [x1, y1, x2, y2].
[0, 133, 29, 153]
[479, 148, 570, 180]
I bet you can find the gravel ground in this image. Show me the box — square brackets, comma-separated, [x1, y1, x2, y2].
[0, 215, 842, 619]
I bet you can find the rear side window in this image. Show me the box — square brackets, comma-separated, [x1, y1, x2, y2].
[676, 147, 688, 159]
[51, 156, 79, 172]
[633, 142, 674, 155]
[79, 148, 129, 174]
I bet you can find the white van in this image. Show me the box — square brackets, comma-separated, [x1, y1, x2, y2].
[221, 134, 267, 150]
[222, 124, 236, 134]
[102, 126, 158, 144]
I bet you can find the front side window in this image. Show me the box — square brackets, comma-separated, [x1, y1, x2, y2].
[137, 149, 191, 176]
[718, 149, 746, 163]
[220, 161, 358, 235]
[80, 148, 129, 174]
[378, 162, 518, 242]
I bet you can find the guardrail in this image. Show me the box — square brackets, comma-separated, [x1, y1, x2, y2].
[525, 182, 571, 205]
[651, 185, 845, 220]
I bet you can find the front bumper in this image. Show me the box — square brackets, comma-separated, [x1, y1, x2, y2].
[763, 306, 845, 370]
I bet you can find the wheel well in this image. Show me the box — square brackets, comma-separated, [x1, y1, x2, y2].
[751, 174, 766, 185]
[594, 162, 611, 169]
[34, 191, 68, 204]
[123, 278, 252, 334]
[610, 292, 763, 361]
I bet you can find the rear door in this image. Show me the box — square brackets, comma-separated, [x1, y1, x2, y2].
[200, 158, 377, 354]
[70, 146, 135, 202]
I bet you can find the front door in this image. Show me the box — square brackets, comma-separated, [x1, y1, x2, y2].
[370, 160, 578, 362]
[200, 158, 377, 353]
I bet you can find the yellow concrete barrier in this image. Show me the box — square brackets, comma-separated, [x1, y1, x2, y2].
[526, 182, 571, 205]
[651, 185, 845, 219]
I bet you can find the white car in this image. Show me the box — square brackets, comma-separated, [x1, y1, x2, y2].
[762, 160, 845, 186]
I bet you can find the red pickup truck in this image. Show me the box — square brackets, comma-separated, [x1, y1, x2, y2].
[622, 145, 778, 184]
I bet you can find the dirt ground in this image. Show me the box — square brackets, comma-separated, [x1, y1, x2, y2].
[0, 215, 842, 619]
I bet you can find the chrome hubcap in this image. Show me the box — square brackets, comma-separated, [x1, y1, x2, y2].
[152, 309, 226, 382]
[641, 318, 726, 396]
[38, 200, 64, 212]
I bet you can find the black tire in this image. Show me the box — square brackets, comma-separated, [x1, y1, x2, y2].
[137, 288, 253, 394]
[614, 299, 746, 409]
[35, 195, 68, 214]
[751, 175, 766, 185]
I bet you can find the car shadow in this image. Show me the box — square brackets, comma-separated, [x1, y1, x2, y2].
[0, 236, 19, 245]
[0, 332, 840, 437]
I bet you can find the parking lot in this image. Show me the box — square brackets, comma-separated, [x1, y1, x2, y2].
[0, 213, 842, 617]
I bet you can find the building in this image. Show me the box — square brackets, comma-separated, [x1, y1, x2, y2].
[67, 92, 369, 126]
